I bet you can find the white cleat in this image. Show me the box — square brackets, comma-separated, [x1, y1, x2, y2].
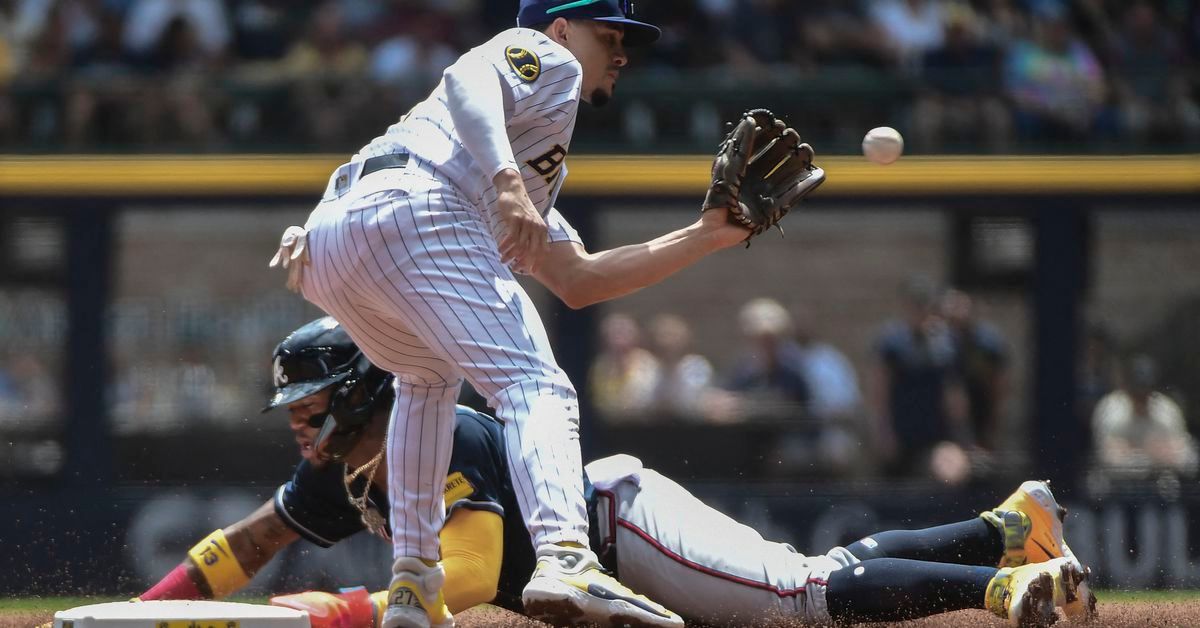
[522, 545, 683, 628]
[381, 557, 454, 628]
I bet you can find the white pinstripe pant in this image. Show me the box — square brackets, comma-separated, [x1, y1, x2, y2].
[300, 164, 589, 562]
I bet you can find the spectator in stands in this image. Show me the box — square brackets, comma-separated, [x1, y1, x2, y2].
[727, 298, 811, 418]
[869, 0, 946, 71]
[792, 303, 860, 424]
[227, 0, 301, 63]
[1004, 0, 1109, 142]
[645, 313, 715, 420]
[0, 352, 59, 427]
[942, 288, 1009, 451]
[11, 0, 101, 57]
[124, 0, 229, 62]
[789, 303, 861, 475]
[1093, 354, 1198, 478]
[798, 1, 892, 70]
[589, 312, 662, 423]
[973, 0, 1030, 47]
[63, 6, 138, 147]
[724, 0, 804, 73]
[1077, 319, 1119, 452]
[869, 275, 969, 476]
[634, 0, 723, 71]
[1106, 2, 1200, 142]
[912, 4, 1012, 151]
[122, 0, 230, 148]
[277, 1, 368, 146]
[0, 1, 13, 143]
[10, 0, 72, 143]
[368, 8, 458, 91]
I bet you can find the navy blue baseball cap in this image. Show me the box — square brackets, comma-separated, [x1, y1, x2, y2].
[518, 0, 661, 46]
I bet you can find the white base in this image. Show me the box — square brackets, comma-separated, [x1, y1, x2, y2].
[55, 600, 310, 628]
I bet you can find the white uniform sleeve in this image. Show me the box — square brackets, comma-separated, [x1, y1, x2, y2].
[443, 31, 580, 182]
[487, 36, 582, 124]
[545, 208, 583, 244]
[444, 53, 520, 181]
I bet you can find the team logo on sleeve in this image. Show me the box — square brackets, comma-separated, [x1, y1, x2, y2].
[506, 46, 541, 83]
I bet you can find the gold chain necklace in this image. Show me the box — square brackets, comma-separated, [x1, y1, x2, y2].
[343, 443, 388, 538]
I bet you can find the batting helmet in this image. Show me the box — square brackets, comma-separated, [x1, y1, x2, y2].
[263, 317, 393, 462]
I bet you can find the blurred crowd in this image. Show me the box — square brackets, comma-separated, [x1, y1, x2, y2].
[0, 0, 1197, 151]
[1, 280, 1196, 485]
[588, 277, 1199, 485]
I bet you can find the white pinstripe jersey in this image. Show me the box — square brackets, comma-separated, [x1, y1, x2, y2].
[356, 27, 583, 218]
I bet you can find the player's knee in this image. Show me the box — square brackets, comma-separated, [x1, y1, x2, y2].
[491, 378, 578, 414]
[843, 538, 885, 562]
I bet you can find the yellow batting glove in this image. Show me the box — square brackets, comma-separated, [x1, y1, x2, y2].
[270, 587, 376, 628]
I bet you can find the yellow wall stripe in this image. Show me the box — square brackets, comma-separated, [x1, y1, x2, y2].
[0, 155, 1196, 197]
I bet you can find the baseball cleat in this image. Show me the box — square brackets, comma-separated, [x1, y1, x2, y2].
[381, 558, 453, 628]
[1056, 558, 1099, 622]
[522, 545, 684, 628]
[985, 556, 1086, 627]
[981, 480, 1077, 568]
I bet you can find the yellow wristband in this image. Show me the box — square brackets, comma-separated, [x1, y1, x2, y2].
[186, 529, 251, 599]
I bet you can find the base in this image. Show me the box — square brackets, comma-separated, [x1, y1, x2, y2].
[54, 600, 310, 628]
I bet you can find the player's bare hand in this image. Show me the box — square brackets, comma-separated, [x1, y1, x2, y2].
[494, 169, 548, 274]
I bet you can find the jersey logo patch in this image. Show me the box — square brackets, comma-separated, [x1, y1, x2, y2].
[506, 46, 541, 83]
[443, 471, 475, 506]
[526, 144, 568, 185]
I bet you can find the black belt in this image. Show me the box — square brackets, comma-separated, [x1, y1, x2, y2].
[360, 153, 409, 178]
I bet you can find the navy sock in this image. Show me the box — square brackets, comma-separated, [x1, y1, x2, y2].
[826, 558, 997, 622]
[844, 517, 1002, 566]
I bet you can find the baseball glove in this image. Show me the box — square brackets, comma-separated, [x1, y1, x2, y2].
[702, 109, 825, 243]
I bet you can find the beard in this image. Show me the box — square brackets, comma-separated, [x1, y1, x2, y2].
[589, 87, 612, 108]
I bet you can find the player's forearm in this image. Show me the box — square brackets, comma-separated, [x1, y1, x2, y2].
[141, 503, 296, 601]
[552, 220, 726, 309]
[223, 503, 299, 576]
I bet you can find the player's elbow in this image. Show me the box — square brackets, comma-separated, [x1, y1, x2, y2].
[540, 267, 602, 309]
[560, 289, 598, 310]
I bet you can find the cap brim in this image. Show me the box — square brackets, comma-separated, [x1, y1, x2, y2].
[593, 17, 661, 46]
[261, 379, 336, 412]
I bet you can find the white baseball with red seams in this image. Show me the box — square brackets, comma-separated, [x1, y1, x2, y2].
[586, 455, 860, 625]
[299, 26, 589, 567]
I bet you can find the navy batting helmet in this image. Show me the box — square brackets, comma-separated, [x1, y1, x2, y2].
[263, 317, 393, 462]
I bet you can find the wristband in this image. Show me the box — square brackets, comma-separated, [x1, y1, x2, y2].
[186, 529, 251, 598]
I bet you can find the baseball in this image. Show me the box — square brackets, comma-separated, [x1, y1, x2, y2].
[862, 126, 904, 165]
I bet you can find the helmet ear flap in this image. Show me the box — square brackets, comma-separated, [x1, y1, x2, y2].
[320, 354, 392, 461]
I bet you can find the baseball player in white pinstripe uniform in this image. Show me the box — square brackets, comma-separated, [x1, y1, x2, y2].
[269, 2, 760, 626]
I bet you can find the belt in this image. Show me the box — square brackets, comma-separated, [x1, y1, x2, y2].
[324, 152, 412, 201]
[360, 153, 410, 178]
